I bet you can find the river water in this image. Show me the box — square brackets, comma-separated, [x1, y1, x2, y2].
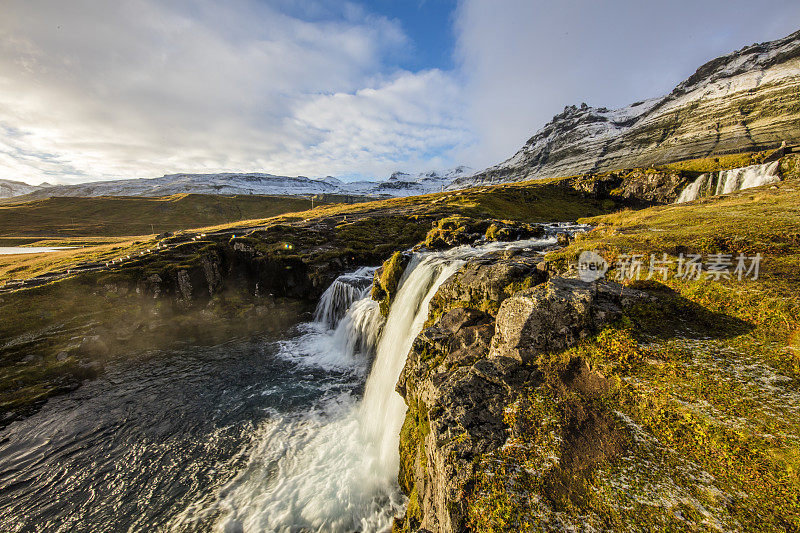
[0, 233, 569, 532]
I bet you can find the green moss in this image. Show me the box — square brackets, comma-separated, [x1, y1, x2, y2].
[469, 295, 800, 529]
[372, 251, 408, 317]
[423, 215, 476, 248]
[485, 223, 500, 241]
[398, 397, 431, 531]
[503, 275, 538, 296]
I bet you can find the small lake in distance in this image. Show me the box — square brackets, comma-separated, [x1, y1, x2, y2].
[0, 246, 72, 255]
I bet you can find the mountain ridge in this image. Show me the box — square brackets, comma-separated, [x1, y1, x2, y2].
[3, 166, 475, 202]
[454, 28, 800, 187]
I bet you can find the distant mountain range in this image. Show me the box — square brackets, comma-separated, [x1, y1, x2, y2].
[1, 167, 474, 201]
[0, 179, 48, 199]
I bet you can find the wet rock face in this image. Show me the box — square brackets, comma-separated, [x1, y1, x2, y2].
[397, 306, 529, 533]
[395, 271, 648, 532]
[615, 169, 688, 204]
[556, 169, 691, 206]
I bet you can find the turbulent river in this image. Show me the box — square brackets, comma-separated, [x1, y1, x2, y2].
[0, 233, 568, 532]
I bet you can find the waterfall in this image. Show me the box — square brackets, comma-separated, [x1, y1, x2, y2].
[314, 267, 377, 328]
[675, 172, 713, 203]
[358, 254, 466, 477]
[735, 160, 781, 191]
[676, 161, 781, 203]
[207, 237, 558, 532]
[330, 298, 384, 359]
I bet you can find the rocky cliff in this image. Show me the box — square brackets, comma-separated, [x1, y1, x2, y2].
[456, 29, 800, 187]
[393, 255, 649, 531]
[391, 172, 800, 531]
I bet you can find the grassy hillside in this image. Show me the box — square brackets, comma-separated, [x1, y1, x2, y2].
[470, 178, 800, 530]
[0, 174, 623, 285]
[0, 193, 316, 237]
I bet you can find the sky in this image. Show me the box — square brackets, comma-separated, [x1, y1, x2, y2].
[1, 0, 799, 185]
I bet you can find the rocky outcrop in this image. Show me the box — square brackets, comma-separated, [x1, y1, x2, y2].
[371, 251, 412, 316]
[395, 267, 648, 532]
[426, 250, 548, 319]
[489, 277, 648, 363]
[456, 30, 800, 187]
[553, 168, 691, 206]
[421, 216, 544, 250]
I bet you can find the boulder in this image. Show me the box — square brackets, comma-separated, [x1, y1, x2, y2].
[490, 276, 647, 363]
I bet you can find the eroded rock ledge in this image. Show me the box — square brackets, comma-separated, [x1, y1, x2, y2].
[393, 256, 649, 532]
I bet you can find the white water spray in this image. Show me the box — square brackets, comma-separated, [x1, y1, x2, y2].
[676, 161, 781, 203]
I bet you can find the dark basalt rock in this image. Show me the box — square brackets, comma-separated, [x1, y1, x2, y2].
[427, 250, 548, 319]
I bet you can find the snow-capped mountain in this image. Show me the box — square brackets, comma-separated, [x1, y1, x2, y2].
[8, 167, 475, 201]
[0, 179, 44, 199]
[454, 29, 800, 187]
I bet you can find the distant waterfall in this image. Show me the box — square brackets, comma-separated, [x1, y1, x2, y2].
[676, 161, 781, 203]
[675, 173, 714, 203]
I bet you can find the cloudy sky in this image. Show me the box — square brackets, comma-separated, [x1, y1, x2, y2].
[1, 0, 799, 185]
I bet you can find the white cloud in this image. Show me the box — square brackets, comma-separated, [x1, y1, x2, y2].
[0, 0, 470, 184]
[3, 0, 800, 185]
[290, 69, 471, 177]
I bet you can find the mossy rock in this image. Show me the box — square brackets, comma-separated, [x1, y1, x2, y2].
[371, 251, 410, 316]
[484, 220, 545, 242]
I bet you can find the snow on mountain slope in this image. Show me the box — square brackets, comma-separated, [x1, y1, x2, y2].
[11, 167, 475, 201]
[0, 179, 45, 199]
[454, 29, 800, 187]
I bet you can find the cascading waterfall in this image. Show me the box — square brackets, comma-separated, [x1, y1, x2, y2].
[198, 236, 560, 532]
[201, 257, 461, 532]
[676, 161, 781, 203]
[359, 254, 466, 476]
[717, 160, 781, 194]
[314, 266, 377, 328]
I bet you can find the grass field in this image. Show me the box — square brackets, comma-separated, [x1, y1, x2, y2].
[0, 193, 318, 237]
[0, 173, 623, 284]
